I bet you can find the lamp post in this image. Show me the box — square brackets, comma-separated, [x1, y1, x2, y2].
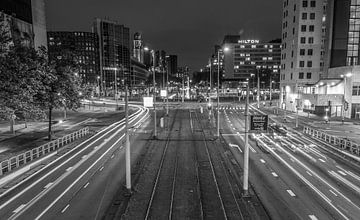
[270, 80, 274, 102]
[97, 76, 101, 99]
[217, 47, 229, 137]
[257, 68, 260, 109]
[145, 47, 157, 138]
[341, 73, 352, 124]
[243, 80, 250, 197]
[114, 67, 118, 109]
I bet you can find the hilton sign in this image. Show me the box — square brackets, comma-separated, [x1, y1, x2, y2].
[238, 39, 260, 44]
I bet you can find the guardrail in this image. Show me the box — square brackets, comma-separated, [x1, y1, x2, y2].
[0, 127, 89, 176]
[303, 126, 360, 156]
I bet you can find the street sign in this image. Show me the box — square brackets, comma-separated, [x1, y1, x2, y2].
[143, 97, 153, 107]
[160, 90, 167, 97]
[250, 115, 268, 132]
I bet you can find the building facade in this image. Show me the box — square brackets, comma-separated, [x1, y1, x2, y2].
[280, 0, 327, 111]
[223, 39, 281, 88]
[0, 0, 47, 49]
[166, 55, 178, 77]
[47, 31, 100, 84]
[93, 18, 130, 96]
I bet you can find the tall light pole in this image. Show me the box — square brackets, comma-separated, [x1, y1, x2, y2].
[145, 47, 157, 138]
[114, 67, 118, 109]
[341, 73, 352, 124]
[257, 68, 260, 109]
[217, 47, 229, 137]
[97, 76, 101, 99]
[270, 80, 274, 102]
[243, 80, 250, 197]
[125, 83, 131, 191]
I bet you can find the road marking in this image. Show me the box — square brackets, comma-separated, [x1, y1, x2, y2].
[290, 158, 295, 162]
[66, 167, 72, 172]
[99, 166, 104, 171]
[44, 183, 53, 189]
[329, 171, 360, 194]
[318, 158, 326, 163]
[287, 190, 296, 197]
[260, 159, 266, 164]
[61, 204, 70, 213]
[84, 182, 89, 189]
[329, 189, 338, 196]
[81, 155, 87, 159]
[308, 215, 318, 220]
[13, 204, 26, 213]
[250, 146, 256, 153]
[272, 172, 279, 177]
[229, 143, 242, 153]
[111, 154, 114, 159]
[306, 171, 313, 176]
[338, 170, 347, 176]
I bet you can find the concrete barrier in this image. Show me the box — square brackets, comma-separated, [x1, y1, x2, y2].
[0, 127, 89, 176]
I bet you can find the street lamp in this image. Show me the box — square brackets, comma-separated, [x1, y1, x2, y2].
[243, 81, 250, 197]
[217, 47, 229, 137]
[340, 72, 352, 124]
[144, 47, 157, 138]
[97, 76, 101, 98]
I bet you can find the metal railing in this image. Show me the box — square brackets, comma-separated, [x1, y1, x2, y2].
[303, 126, 360, 157]
[0, 127, 89, 176]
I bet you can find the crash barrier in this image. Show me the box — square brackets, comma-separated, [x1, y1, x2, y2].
[303, 126, 360, 157]
[0, 127, 89, 176]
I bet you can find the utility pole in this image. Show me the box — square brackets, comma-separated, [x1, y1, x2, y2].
[243, 82, 250, 197]
[217, 50, 220, 137]
[114, 68, 118, 109]
[257, 68, 260, 109]
[125, 84, 131, 191]
[166, 67, 169, 116]
[152, 52, 157, 138]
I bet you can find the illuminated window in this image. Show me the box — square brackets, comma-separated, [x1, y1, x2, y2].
[251, 45, 256, 48]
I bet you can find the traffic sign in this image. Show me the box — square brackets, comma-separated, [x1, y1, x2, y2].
[250, 115, 268, 132]
[143, 97, 153, 107]
[160, 90, 167, 97]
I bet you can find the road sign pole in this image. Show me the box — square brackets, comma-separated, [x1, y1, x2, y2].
[243, 83, 250, 197]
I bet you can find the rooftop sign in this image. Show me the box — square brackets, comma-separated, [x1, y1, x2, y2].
[238, 39, 260, 44]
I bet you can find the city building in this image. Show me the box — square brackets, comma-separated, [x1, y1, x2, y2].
[133, 32, 144, 63]
[280, 0, 326, 111]
[223, 39, 281, 88]
[47, 31, 100, 85]
[0, 0, 47, 49]
[93, 18, 130, 96]
[300, 0, 360, 118]
[166, 55, 178, 77]
[130, 57, 150, 93]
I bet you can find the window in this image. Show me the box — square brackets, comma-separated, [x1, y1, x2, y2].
[307, 72, 312, 79]
[293, 16, 296, 23]
[300, 61, 305, 67]
[293, 28, 295, 35]
[303, 0, 308, 7]
[301, 25, 307, 32]
[353, 86, 360, 96]
[301, 37, 306, 44]
[307, 61, 312, 67]
[308, 49, 313, 55]
[291, 73, 293, 80]
[308, 37, 314, 44]
[291, 62, 294, 68]
[302, 13, 307, 20]
[300, 49, 305, 55]
[299, 72, 304, 79]
[310, 0, 316, 7]
[310, 13, 315, 20]
[294, 4, 296, 11]
[309, 25, 314, 32]
[291, 50, 294, 57]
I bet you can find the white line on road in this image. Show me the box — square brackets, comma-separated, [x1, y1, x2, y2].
[260, 159, 266, 164]
[318, 158, 326, 163]
[329, 189, 338, 197]
[66, 167, 72, 172]
[308, 215, 318, 220]
[81, 155, 87, 159]
[83, 182, 89, 189]
[99, 166, 104, 171]
[44, 183, 53, 189]
[111, 154, 114, 159]
[272, 172, 279, 177]
[306, 171, 313, 176]
[338, 170, 347, 176]
[287, 189, 296, 197]
[13, 204, 26, 213]
[61, 204, 70, 213]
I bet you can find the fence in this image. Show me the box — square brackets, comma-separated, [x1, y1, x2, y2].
[303, 126, 360, 157]
[0, 127, 89, 176]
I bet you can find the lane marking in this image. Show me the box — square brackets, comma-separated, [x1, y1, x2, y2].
[66, 167, 72, 172]
[306, 171, 313, 176]
[318, 158, 326, 163]
[229, 143, 242, 153]
[13, 204, 26, 213]
[272, 172, 279, 177]
[44, 183, 53, 189]
[99, 166, 104, 171]
[260, 159, 266, 164]
[83, 182, 89, 189]
[111, 154, 114, 159]
[309, 215, 318, 220]
[81, 155, 87, 159]
[287, 189, 296, 197]
[338, 170, 347, 176]
[61, 204, 70, 213]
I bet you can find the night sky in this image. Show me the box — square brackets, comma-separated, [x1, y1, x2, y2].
[45, 0, 282, 72]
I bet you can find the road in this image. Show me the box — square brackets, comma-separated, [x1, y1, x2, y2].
[217, 104, 360, 220]
[0, 104, 149, 220]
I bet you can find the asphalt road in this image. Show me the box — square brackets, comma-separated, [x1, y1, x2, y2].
[0, 105, 149, 220]
[217, 104, 360, 220]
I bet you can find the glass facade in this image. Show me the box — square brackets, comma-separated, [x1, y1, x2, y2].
[347, 0, 360, 65]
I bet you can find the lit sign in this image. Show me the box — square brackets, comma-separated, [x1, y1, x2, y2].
[238, 39, 260, 44]
[160, 90, 167, 97]
[250, 115, 268, 132]
[143, 97, 153, 107]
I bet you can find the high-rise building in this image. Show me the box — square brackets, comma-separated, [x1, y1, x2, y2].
[166, 55, 178, 77]
[133, 32, 144, 63]
[280, 0, 326, 111]
[93, 18, 130, 95]
[0, 0, 47, 49]
[223, 39, 281, 88]
[47, 31, 100, 84]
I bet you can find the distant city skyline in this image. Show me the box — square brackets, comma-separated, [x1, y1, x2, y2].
[45, 0, 282, 72]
